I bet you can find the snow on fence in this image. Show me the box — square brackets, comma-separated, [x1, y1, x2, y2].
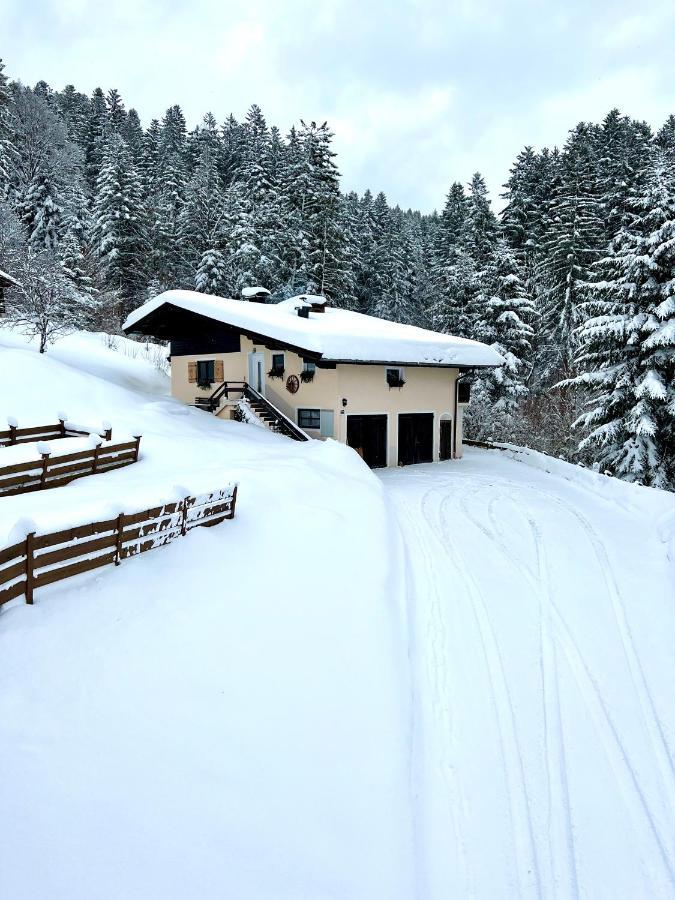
[0, 417, 113, 447]
[0, 436, 142, 497]
[0, 485, 238, 607]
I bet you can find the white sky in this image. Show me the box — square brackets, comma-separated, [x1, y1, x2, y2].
[2, 0, 674, 212]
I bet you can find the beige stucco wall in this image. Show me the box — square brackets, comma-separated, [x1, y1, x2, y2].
[170, 336, 464, 466]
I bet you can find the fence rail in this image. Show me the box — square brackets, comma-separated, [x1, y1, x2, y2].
[0, 436, 141, 497]
[0, 418, 112, 447]
[0, 485, 237, 607]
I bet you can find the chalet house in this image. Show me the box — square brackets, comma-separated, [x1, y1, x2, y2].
[123, 289, 503, 468]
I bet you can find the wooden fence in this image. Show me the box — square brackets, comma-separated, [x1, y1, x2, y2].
[0, 418, 112, 447]
[0, 485, 238, 606]
[0, 436, 142, 497]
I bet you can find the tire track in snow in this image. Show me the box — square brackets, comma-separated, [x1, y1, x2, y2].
[418, 484, 544, 900]
[453, 478, 675, 893]
[387, 484, 474, 899]
[463, 485, 579, 900]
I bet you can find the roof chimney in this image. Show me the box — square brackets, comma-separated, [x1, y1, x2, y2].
[241, 286, 271, 304]
[297, 294, 328, 313]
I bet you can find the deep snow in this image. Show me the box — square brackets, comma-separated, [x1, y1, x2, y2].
[382, 451, 674, 900]
[0, 327, 674, 900]
[124, 289, 505, 367]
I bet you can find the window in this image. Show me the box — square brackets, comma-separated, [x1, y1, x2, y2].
[197, 359, 215, 386]
[457, 381, 471, 404]
[386, 367, 405, 388]
[301, 360, 316, 382]
[272, 353, 285, 373]
[298, 408, 321, 429]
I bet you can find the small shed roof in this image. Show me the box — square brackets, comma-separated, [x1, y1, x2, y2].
[0, 269, 19, 289]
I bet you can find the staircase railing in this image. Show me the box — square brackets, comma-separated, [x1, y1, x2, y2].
[242, 383, 309, 442]
[195, 381, 309, 442]
[195, 381, 247, 413]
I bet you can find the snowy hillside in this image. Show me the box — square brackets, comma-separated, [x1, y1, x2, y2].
[1, 328, 674, 900]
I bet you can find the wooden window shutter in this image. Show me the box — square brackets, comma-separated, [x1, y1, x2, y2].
[214, 360, 224, 382]
[188, 362, 197, 383]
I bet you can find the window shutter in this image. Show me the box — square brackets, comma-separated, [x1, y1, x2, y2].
[188, 362, 197, 383]
[214, 360, 224, 382]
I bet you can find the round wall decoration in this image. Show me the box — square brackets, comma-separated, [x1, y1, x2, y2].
[286, 374, 300, 394]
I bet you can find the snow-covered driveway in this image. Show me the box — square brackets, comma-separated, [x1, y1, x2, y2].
[381, 449, 675, 900]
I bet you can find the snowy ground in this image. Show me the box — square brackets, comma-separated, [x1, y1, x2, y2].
[1, 328, 674, 899]
[383, 450, 675, 900]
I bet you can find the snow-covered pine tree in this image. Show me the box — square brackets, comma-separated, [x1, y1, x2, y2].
[467, 241, 537, 438]
[220, 114, 244, 185]
[295, 120, 344, 300]
[91, 132, 148, 315]
[59, 227, 95, 297]
[0, 200, 26, 279]
[429, 180, 482, 338]
[535, 124, 605, 380]
[85, 87, 108, 191]
[179, 142, 226, 284]
[151, 105, 188, 287]
[463, 172, 498, 270]
[105, 88, 126, 132]
[56, 84, 90, 147]
[0, 59, 14, 194]
[8, 86, 81, 251]
[195, 247, 227, 295]
[596, 110, 652, 242]
[122, 109, 144, 160]
[570, 151, 675, 488]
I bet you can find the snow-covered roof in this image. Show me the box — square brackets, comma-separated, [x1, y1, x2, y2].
[0, 269, 19, 288]
[124, 290, 505, 368]
[241, 286, 271, 298]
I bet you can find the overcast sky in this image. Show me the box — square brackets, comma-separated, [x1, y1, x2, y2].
[2, 0, 674, 212]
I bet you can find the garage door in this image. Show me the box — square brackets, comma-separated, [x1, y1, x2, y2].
[398, 413, 433, 466]
[347, 415, 387, 468]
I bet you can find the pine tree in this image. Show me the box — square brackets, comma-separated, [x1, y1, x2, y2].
[571, 152, 675, 488]
[178, 142, 226, 281]
[85, 87, 108, 191]
[463, 172, 498, 270]
[535, 125, 605, 379]
[195, 247, 227, 295]
[91, 133, 147, 314]
[475, 242, 536, 407]
[0, 59, 14, 193]
[105, 88, 126, 132]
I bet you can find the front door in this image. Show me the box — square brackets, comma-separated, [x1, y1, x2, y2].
[247, 351, 265, 396]
[440, 419, 453, 461]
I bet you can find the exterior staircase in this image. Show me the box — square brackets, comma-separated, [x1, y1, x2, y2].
[195, 381, 309, 442]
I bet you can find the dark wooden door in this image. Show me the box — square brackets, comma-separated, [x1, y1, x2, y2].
[347, 415, 387, 468]
[440, 419, 453, 461]
[398, 413, 434, 465]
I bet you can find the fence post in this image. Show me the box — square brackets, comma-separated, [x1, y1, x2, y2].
[227, 485, 238, 519]
[59, 417, 66, 437]
[25, 532, 35, 604]
[9, 422, 17, 445]
[92, 443, 100, 473]
[133, 435, 141, 462]
[181, 496, 189, 536]
[40, 452, 50, 488]
[104, 425, 112, 441]
[115, 513, 124, 565]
